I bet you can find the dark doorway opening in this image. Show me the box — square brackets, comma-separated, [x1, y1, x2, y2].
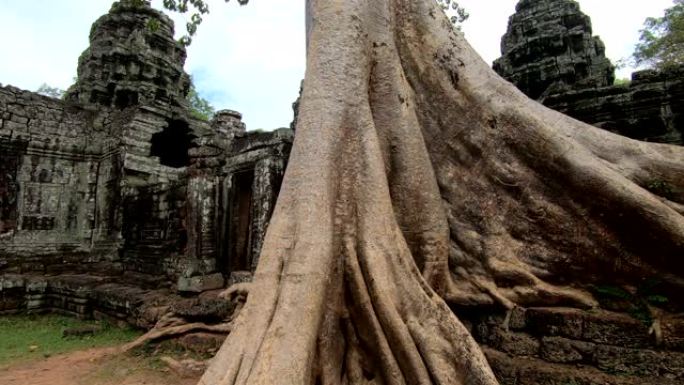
[150, 119, 195, 168]
[226, 170, 255, 274]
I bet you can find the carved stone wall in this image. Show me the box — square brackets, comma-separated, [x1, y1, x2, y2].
[65, 0, 190, 110]
[180, 114, 293, 292]
[1, 0, 294, 291]
[493, 0, 615, 100]
[0, 86, 122, 274]
[121, 181, 188, 276]
[494, 0, 683, 146]
[0, 139, 26, 237]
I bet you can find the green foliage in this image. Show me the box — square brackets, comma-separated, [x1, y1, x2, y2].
[613, 77, 631, 87]
[436, 0, 469, 30]
[646, 179, 676, 199]
[146, 17, 161, 33]
[187, 79, 215, 121]
[632, 0, 684, 69]
[35, 83, 65, 99]
[593, 284, 632, 300]
[159, 0, 250, 46]
[591, 279, 669, 325]
[0, 314, 140, 367]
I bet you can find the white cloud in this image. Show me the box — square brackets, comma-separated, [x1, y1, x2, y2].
[0, 0, 675, 129]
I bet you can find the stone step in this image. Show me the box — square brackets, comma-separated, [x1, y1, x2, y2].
[514, 307, 658, 349]
[485, 348, 680, 385]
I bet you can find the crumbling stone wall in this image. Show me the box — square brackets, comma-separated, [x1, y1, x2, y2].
[180, 111, 293, 292]
[0, 86, 122, 274]
[1, 1, 294, 295]
[121, 181, 188, 276]
[494, 0, 683, 146]
[544, 65, 684, 145]
[0, 138, 26, 237]
[493, 0, 615, 99]
[458, 307, 684, 385]
[65, 0, 190, 110]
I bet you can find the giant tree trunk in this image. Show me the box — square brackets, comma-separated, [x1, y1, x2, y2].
[199, 0, 684, 384]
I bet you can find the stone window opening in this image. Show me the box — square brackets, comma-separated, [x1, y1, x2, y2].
[114, 89, 139, 108]
[150, 119, 195, 168]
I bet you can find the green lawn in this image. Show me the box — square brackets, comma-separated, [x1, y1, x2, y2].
[0, 314, 141, 367]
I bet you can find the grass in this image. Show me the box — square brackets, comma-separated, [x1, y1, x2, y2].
[0, 314, 141, 367]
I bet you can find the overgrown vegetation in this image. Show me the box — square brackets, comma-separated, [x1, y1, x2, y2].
[613, 77, 631, 87]
[632, 0, 684, 69]
[36, 77, 215, 121]
[187, 80, 215, 121]
[647, 179, 676, 199]
[36, 83, 65, 99]
[0, 314, 140, 367]
[436, 0, 469, 29]
[146, 0, 250, 46]
[591, 279, 670, 324]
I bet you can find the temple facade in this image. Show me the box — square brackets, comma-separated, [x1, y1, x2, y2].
[0, 0, 293, 300]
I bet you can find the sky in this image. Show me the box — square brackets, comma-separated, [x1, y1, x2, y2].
[0, 0, 675, 130]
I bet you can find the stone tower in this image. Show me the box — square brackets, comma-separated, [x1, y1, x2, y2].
[493, 0, 615, 99]
[65, 0, 190, 109]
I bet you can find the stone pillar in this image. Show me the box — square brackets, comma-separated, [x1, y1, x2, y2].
[178, 140, 225, 293]
[217, 171, 233, 272]
[248, 156, 285, 270]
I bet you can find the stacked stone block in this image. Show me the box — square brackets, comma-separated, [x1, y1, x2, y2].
[493, 0, 615, 99]
[466, 307, 684, 384]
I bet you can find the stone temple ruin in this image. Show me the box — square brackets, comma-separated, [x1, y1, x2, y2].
[1, 1, 684, 384]
[494, 0, 684, 145]
[1, 0, 292, 321]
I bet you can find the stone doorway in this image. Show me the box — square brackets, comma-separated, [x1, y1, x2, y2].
[224, 169, 255, 275]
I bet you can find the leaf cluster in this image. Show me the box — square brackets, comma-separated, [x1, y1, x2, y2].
[632, 0, 684, 69]
[161, 0, 249, 46]
[435, 0, 469, 29]
[187, 79, 216, 121]
[591, 279, 670, 324]
[36, 83, 65, 99]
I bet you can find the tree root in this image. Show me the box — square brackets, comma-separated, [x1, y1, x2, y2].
[121, 316, 233, 352]
[120, 283, 251, 353]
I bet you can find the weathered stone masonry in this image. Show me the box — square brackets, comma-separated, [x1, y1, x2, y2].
[1, 0, 292, 319]
[495, 0, 684, 145]
[0, 86, 123, 274]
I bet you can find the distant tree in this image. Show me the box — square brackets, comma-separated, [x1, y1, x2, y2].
[35, 83, 65, 99]
[613, 77, 631, 87]
[632, 0, 684, 69]
[187, 80, 215, 121]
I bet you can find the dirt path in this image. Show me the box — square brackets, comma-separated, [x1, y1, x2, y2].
[0, 346, 201, 385]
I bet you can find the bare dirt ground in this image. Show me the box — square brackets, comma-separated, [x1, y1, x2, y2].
[0, 345, 201, 385]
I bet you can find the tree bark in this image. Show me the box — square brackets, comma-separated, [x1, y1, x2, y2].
[199, 0, 684, 384]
